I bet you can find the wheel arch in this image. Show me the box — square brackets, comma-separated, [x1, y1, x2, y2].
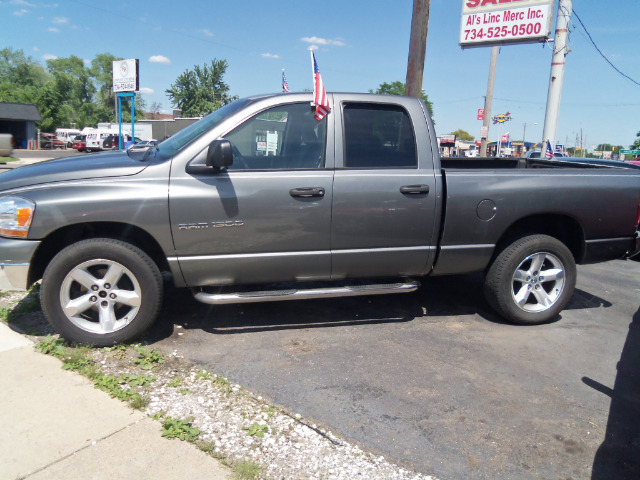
[491, 214, 586, 268]
[28, 222, 171, 286]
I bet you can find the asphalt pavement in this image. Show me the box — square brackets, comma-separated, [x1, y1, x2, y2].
[0, 322, 232, 480]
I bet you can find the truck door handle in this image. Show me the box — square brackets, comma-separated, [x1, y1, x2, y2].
[400, 184, 430, 194]
[289, 187, 325, 198]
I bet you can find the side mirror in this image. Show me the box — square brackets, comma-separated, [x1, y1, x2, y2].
[206, 139, 233, 169]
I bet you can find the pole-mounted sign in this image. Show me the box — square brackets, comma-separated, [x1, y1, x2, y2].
[112, 59, 139, 150]
[112, 59, 139, 93]
[460, 0, 555, 48]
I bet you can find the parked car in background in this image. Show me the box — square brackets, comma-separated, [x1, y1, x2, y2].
[558, 157, 640, 170]
[102, 135, 142, 150]
[524, 150, 568, 159]
[127, 139, 158, 152]
[55, 128, 82, 147]
[71, 135, 87, 152]
[40, 133, 64, 150]
[85, 130, 118, 152]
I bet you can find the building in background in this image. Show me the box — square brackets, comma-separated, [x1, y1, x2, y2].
[0, 102, 42, 149]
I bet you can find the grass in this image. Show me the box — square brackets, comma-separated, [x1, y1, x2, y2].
[24, 324, 270, 479]
[0, 156, 20, 162]
[35, 335, 152, 410]
[0, 284, 41, 325]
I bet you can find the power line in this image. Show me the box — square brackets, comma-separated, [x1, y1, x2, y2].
[572, 9, 640, 87]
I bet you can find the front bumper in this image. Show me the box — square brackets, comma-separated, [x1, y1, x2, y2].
[0, 238, 41, 291]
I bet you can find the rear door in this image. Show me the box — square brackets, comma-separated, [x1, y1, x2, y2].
[331, 96, 440, 279]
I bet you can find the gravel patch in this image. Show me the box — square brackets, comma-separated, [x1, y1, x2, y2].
[91, 347, 439, 480]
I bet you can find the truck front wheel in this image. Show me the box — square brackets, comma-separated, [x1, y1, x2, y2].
[41, 239, 163, 346]
[484, 234, 576, 325]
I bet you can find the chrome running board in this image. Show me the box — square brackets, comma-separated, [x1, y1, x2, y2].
[193, 280, 420, 305]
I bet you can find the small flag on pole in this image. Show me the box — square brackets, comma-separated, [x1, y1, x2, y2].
[311, 50, 330, 121]
[545, 139, 554, 158]
[282, 69, 291, 93]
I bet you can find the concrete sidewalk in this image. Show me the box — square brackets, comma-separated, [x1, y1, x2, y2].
[0, 322, 231, 480]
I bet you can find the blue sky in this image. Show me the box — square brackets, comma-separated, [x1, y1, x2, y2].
[1, 0, 639, 150]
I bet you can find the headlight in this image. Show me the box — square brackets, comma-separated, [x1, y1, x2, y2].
[0, 196, 35, 238]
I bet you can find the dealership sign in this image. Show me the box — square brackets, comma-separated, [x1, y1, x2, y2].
[460, 0, 555, 48]
[112, 59, 139, 93]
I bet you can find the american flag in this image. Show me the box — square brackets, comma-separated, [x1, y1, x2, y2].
[282, 69, 291, 93]
[311, 50, 330, 121]
[545, 140, 554, 158]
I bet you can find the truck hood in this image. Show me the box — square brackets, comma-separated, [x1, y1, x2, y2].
[0, 151, 149, 192]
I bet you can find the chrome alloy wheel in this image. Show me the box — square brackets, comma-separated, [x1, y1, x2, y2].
[60, 259, 142, 334]
[511, 251, 566, 313]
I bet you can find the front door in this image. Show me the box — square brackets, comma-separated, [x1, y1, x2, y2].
[169, 102, 334, 287]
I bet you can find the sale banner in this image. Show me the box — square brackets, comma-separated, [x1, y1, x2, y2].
[460, 0, 555, 48]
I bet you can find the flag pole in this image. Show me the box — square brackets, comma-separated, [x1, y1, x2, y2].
[310, 49, 315, 98]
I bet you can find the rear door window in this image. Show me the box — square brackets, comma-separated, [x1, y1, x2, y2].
[343, 104, 417, 168]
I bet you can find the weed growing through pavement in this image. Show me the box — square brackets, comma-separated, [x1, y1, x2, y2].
[168, 377, 182, 387]
[232, 460, 265, 480]
[161, 416, 201, 441]
[243, 422, 269, 438]
[133, 345, 164, 370]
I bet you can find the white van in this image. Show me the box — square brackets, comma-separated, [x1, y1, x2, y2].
[85, 129, 118, 152]
[55, 128, 82, 147]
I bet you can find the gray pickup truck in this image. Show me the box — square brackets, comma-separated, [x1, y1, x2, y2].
[1, 93, 639, 345]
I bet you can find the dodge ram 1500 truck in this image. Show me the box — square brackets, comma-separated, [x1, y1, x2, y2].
[1, 93, 639, 345]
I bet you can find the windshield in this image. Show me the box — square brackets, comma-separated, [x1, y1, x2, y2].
[157, 98, 254, 157]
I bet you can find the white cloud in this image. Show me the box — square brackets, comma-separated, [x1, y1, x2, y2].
[52, 16, 67, 24]
[261, 53, 280, 59]
[139, 87, 154, 95]
[10, 0, 36, 6]
[13, 9, 29, 16]
[33, 46, 39, 52]
[48, 27, 59, 33]
[301, 36, 345, 47]
[43, 53, 57, 60]
[149, 55, 171, 64]
[200, 29, 214, 37]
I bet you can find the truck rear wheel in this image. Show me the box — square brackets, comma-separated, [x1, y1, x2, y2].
[484, 234, 576, 325]
[41, 239, 163, 346]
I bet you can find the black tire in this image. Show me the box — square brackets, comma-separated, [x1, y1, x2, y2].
[40, 239, 163, 346]
[484, 234, 576, 325]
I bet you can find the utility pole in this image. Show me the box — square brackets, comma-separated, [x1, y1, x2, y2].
[541, 0, 572, 153]
[479, 46, 498, 157]
[405, 0, 430, 98]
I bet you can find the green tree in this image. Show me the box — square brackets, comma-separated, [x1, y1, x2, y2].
[631, 131, 640, 150]
[450, 129, 474, 141]
[45, 55, 96, 128]
[369, 81, 434, 123]
[596, 143, 624, 152]
[89, 53, 121, 118]
[166, 59, 237, 117]
[0, 47, 47, 104]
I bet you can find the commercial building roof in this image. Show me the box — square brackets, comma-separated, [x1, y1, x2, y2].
[0, 102, 42, 122]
